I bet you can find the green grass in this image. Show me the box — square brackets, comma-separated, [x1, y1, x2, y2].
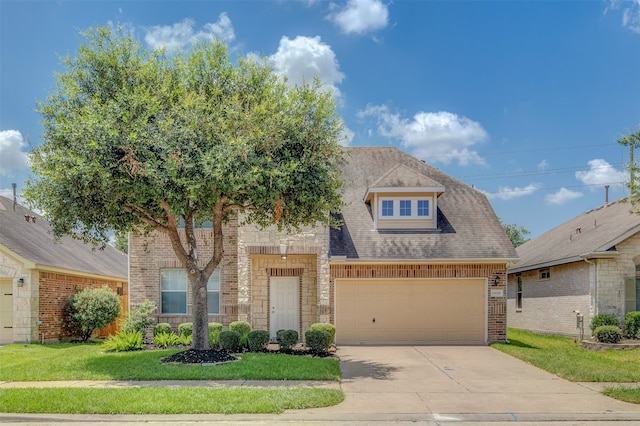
[492, 329, 640, 382]
[0, 387, 344, 414]
[493, 329, 640, 404]
[602, 387, 640, 404]
[0, 343, 340, 381]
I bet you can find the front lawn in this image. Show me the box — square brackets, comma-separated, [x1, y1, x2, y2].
[0, 343, 340, 381]
[0, 387, 344, 414]
[0, 343, 343, 414]
[492, 329, 640, 403]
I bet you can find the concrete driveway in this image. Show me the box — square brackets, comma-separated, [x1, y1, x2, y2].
[305, 345, 640, 422]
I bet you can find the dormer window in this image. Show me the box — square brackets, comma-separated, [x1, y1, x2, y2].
[363, 163, 445, 231]
[378, 198, 433, 220]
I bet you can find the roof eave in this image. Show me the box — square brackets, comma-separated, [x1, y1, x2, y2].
[330, 257, 519, 265]
[508, 256, 584, 274]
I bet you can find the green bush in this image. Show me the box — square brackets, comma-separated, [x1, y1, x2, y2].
[208, 322, 224, 348]
[305, 329, 331, 352]
[178, 322, 193, 338]
[230, 321, 252, 349]
[66, 286, 121, 341]
[590, 313, 620, 333]
[310, 323, 336, 344]
[178, 333, 192, 346]
[594, 325, 623, 343]
[247, 330, 270, 352]
[121, 300, 156, 334]
[153, 323, 172, 336]
[625, 311, 640, 339]
[219, 330, 241, 352]
[101, 330, 143, 352]
[276, 329, 298, 350]
[153, 332, 181, 348]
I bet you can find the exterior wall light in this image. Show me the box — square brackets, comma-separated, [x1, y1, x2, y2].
[280, 244, 287, 260]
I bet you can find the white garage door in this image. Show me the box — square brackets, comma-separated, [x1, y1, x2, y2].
[336, 279, 486, 345]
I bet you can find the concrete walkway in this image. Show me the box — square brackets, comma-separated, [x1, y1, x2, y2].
[2, 345, 640, 425]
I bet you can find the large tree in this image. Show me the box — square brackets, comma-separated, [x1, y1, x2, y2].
[26, 26, 345, 350]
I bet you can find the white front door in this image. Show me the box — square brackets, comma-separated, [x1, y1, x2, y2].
[0, 280, 13, 344]
[269, 276, 299, 338]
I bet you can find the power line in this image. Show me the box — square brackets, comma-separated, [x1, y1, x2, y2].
[481, 182, 626, 196]
[481, 143, 615, 156]
[460, 162, 626, 181]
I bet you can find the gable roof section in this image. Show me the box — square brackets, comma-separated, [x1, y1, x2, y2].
[0, 195, 127, 279]
[330, 147, 518, 261]
[363, 163, 445, 202]
[511, 199, 640, 273]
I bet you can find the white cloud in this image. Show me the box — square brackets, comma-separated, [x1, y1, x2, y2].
[545, 188, 583, 205]
[270, 35, 345, 97]
[484, 183, 542, 201]
[358, 105, 488, 165]
[328, 0, 389, 35]
[575, 159, 627, 190]
[606, 0, 640, 33]
[537, 160, 549, 170]
[0, 130, 29, 176]
[340, 127, 355, 146]
[144, 14, 235, 52]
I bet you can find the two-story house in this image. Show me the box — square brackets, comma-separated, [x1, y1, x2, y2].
[129, 147, 517, 344]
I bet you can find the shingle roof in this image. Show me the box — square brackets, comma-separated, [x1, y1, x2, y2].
[511, 198, 640, 273]
[0, 195, 127, 279]
[368, 163, 444, 190]
[330, 147, 518, 261]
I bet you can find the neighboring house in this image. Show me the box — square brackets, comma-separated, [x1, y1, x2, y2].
[130, 147, 517, 345]
[0, 195, 128, 344]
[507, 199, 640, 337]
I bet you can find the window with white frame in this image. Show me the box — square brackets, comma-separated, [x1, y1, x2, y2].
[378, 197, 432, 219]
[516, 275, 523, 310]
[160, 269, 220, 314]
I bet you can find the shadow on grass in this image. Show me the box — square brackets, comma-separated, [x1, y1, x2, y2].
[504, 339, 538, 349]
[339, 358, 398, 380]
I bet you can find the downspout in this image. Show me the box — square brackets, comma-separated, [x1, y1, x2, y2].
[583, 257, 597, 320]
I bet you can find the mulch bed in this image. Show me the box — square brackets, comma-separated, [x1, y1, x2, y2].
[159, 345, 336, 364]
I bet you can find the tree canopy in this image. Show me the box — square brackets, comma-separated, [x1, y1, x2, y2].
[26, 26, 345, 349]
[501, 221, 530, 248]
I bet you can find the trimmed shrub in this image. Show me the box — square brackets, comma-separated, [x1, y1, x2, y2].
[208, 322, 224, 348]
[594, 325, 623, 344]
[276, 329, 298, 350]
[625, 312, 640, 339]
[590, 313, 620, 333]
[121, 300, 157, 334]
[247, 330, 270, 352]
[66, 286, 121, 341]
[153, 323, 172, 336]
[230, 321, 251, 348]
[305, 329, 331, 352]
[219, 330, 241, 352]
[153, 332, 181, 348]
[178, 322, 193, 338]
[101, 330, 143, 352]
[310, 323, 336, 344]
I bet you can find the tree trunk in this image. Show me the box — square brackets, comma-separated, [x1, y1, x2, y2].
[190, 270, 210, 350]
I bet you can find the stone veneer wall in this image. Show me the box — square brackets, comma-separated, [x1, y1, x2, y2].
[128, 220, 239, 332]
[595, 232, 640, 323]
[329, 263, 508, 343]
[237, 222, 331, 330]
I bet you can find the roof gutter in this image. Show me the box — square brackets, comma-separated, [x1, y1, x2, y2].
[330, 257, 519, 265]
[509, 251, 620, 274]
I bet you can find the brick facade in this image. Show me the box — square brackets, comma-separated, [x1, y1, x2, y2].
[38, 271, 127, 342]
[507, 233, 640, 337]
[129, 219, 239, 333]
[507, 262, 590, 337]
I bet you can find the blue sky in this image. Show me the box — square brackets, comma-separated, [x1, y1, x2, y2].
[1, 0, 639, 238]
